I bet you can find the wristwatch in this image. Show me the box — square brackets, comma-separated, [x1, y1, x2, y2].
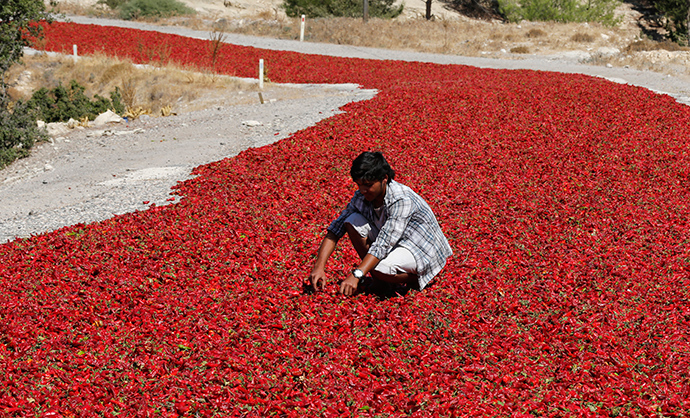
[352, 269, 364, 279]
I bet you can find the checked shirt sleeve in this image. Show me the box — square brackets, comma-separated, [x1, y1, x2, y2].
[327, 193, 363, 239]
[367, 194, 412, 261]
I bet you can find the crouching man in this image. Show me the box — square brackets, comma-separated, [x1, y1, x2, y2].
[309, 151, 453, 296]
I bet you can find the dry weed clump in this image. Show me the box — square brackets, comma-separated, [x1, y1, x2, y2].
[571, 32, 594, 43]
[525, 28, 546, 38]
[5, 53, 261, 116]
[623, 38, 689, 53]
[510, 46, 530, 53]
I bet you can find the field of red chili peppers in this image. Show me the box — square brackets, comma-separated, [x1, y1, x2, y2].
[1, 21, 689, 416]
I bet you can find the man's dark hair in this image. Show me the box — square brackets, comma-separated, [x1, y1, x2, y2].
[350, 151, 395, 183]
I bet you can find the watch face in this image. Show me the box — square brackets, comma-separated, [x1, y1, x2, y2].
[353, 269, 364, 279]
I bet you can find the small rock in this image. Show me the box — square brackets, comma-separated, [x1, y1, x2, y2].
[139, 115, 151, 123]
[67, 118, 80, 129]
[242, 120, 263, 127]
[93, 110, 123, 127]
[44, 164, 53, 171]
[46, 122, 70, 137]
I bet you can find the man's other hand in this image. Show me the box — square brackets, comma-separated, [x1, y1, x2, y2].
[339, 275, 359, 296]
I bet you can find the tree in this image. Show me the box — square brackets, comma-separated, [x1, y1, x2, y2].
[654, 0, 690, 44]
[0, 0, 53, 168]
[0, 0, 52, 93]
[283, 0, 403, 19]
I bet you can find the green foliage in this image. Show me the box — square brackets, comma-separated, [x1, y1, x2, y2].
[1, 0, 53, 169]
[25, 80, 124, 123]
[654, 0, 689, 44]
[0, 0, 53, 76]
[0, 99, 47, 169]
[110, 87, 126, 115]
[283, 0, 403, 19]
[497, 0, 620, 25]
[111, 0, 195, 20]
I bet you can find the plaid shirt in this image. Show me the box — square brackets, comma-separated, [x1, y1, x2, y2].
[328, 180, 453, 290]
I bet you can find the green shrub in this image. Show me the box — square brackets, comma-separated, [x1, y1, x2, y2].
[118, 0, 195, 20]
[26, 80, 125, 123]
[283, 0, 403, 19]
[0, 99, 47, 169]
[654, 0, 689, 45]
[498, 0, 620, 25]
[110, 87, 126, 115]
[0, 0, 52, 169]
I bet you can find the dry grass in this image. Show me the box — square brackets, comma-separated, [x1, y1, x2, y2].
[5, 53, 262, 116]
[623, 38, 688, 53]
[510, 46, 530, 54]
[525, 28, 546, 38]
[181, 15, 635, 58]
[50, 2, 690, 78]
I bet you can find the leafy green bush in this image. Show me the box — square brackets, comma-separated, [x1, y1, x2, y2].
[26, 80, 125, 123]
[117, 0, 195, 20]
[654, 0, 689, 44]
[0, 99, 48, 169]
[498, 0, 620, 25]
[283, 0, 403, 19]
[0, 0, 53, 168]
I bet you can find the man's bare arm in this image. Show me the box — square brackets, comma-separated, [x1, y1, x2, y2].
[309, 231, 339, 291]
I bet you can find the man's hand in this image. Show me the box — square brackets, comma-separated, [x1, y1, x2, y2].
[310, 267, 327, 291]
[339, 274, 359, 296]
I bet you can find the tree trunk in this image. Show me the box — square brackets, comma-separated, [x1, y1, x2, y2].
[426, 0, 432, 20]
[686, 0, 690, 45]
[363, 0, 369, 22]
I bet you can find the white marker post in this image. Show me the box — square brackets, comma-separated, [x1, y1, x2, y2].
[73, 44, 78, 62]
[259, 59, 264, 90]
[300, 15, 305, 42]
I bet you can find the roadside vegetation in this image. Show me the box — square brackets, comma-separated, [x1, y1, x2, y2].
[6, 53, 260, 117]
[2, 51, 261, 169]
[283, 0, 403, 18]
[96, 0, 194, 20]
[0, 0, 52, 169]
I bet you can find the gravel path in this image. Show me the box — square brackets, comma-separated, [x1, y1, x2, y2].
[2, 16, 689, 243]
[1, 83, 375, 243]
